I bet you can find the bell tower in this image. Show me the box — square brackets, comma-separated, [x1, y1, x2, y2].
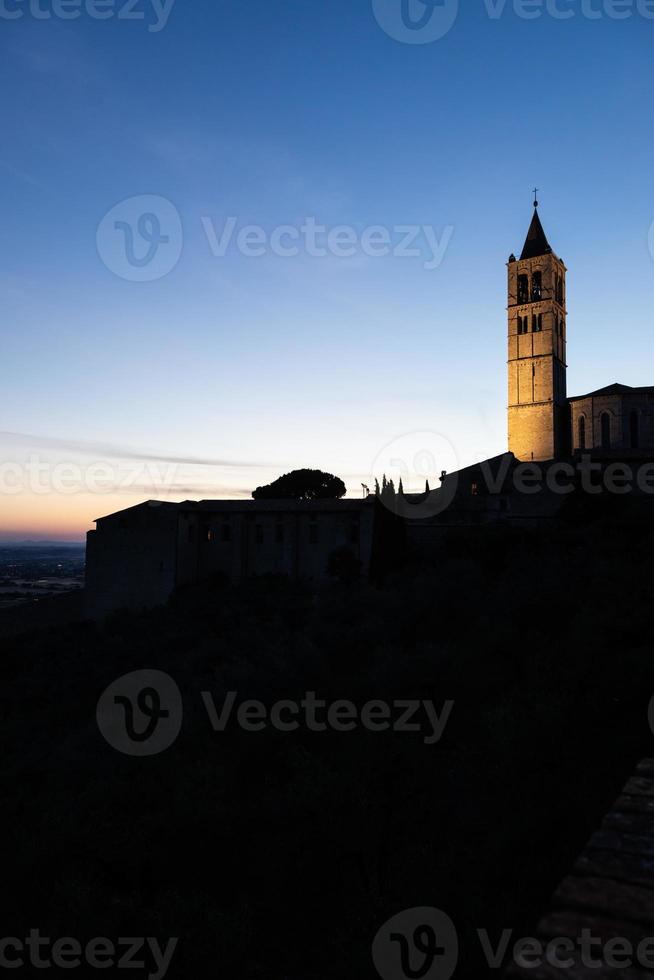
[507, 196, 568, 461]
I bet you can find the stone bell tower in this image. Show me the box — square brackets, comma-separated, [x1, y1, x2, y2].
[507, 197, 568, 461]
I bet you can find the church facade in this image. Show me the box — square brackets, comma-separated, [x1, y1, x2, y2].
[508, 204, 654, 461]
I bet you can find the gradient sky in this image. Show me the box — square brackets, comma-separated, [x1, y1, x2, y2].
[2, 0, 654, 540]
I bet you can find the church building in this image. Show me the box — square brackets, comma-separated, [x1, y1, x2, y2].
[508, 200, 654, 461]
[85, 200, 654, 618]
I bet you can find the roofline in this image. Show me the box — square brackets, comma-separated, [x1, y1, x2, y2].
[568, 383, 654, 402]
[94, 496, 375, 522]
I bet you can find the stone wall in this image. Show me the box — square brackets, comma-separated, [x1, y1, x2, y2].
[507, 759, 654, 978]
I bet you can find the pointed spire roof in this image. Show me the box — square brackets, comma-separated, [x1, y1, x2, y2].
[520, 205, 552, 260]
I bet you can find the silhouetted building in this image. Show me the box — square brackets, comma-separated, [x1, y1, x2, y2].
[86, 498, 378, 618]
[85, 201, 654, 617]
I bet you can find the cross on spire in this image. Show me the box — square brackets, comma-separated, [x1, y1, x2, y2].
[533, 187, 539, 208]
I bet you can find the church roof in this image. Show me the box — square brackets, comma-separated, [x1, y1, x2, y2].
[568, 382, 654, 402]
[520, 207, 552, 260]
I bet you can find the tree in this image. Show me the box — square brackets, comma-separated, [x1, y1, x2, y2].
[252, 469, 346, 501]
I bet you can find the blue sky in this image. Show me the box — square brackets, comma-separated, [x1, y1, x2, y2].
[1, 0, 654, 538]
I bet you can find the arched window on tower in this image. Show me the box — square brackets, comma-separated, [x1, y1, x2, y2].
[518, 275, 529, 305]
[531, 272, 542, 302]
[630, 410, 640, 449]
[557, 275, 564, 305]
[578, 416, 586, 451]
[601, 412, 611, 451]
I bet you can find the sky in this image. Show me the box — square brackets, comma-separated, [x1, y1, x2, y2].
[1, 0, 654, 540]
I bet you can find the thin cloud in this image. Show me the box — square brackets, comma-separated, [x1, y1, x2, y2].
[0, 431, 276, 470]
[110, 484, 253, 498]
[0, 160, 46, 191]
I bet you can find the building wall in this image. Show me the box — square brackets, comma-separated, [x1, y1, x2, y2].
[508, 402, 568, 463]
[85, 503, 179, 618]
[86, 500, 377, 618]
[188, 505, 376, 584]
[570, 392, 654, 452]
